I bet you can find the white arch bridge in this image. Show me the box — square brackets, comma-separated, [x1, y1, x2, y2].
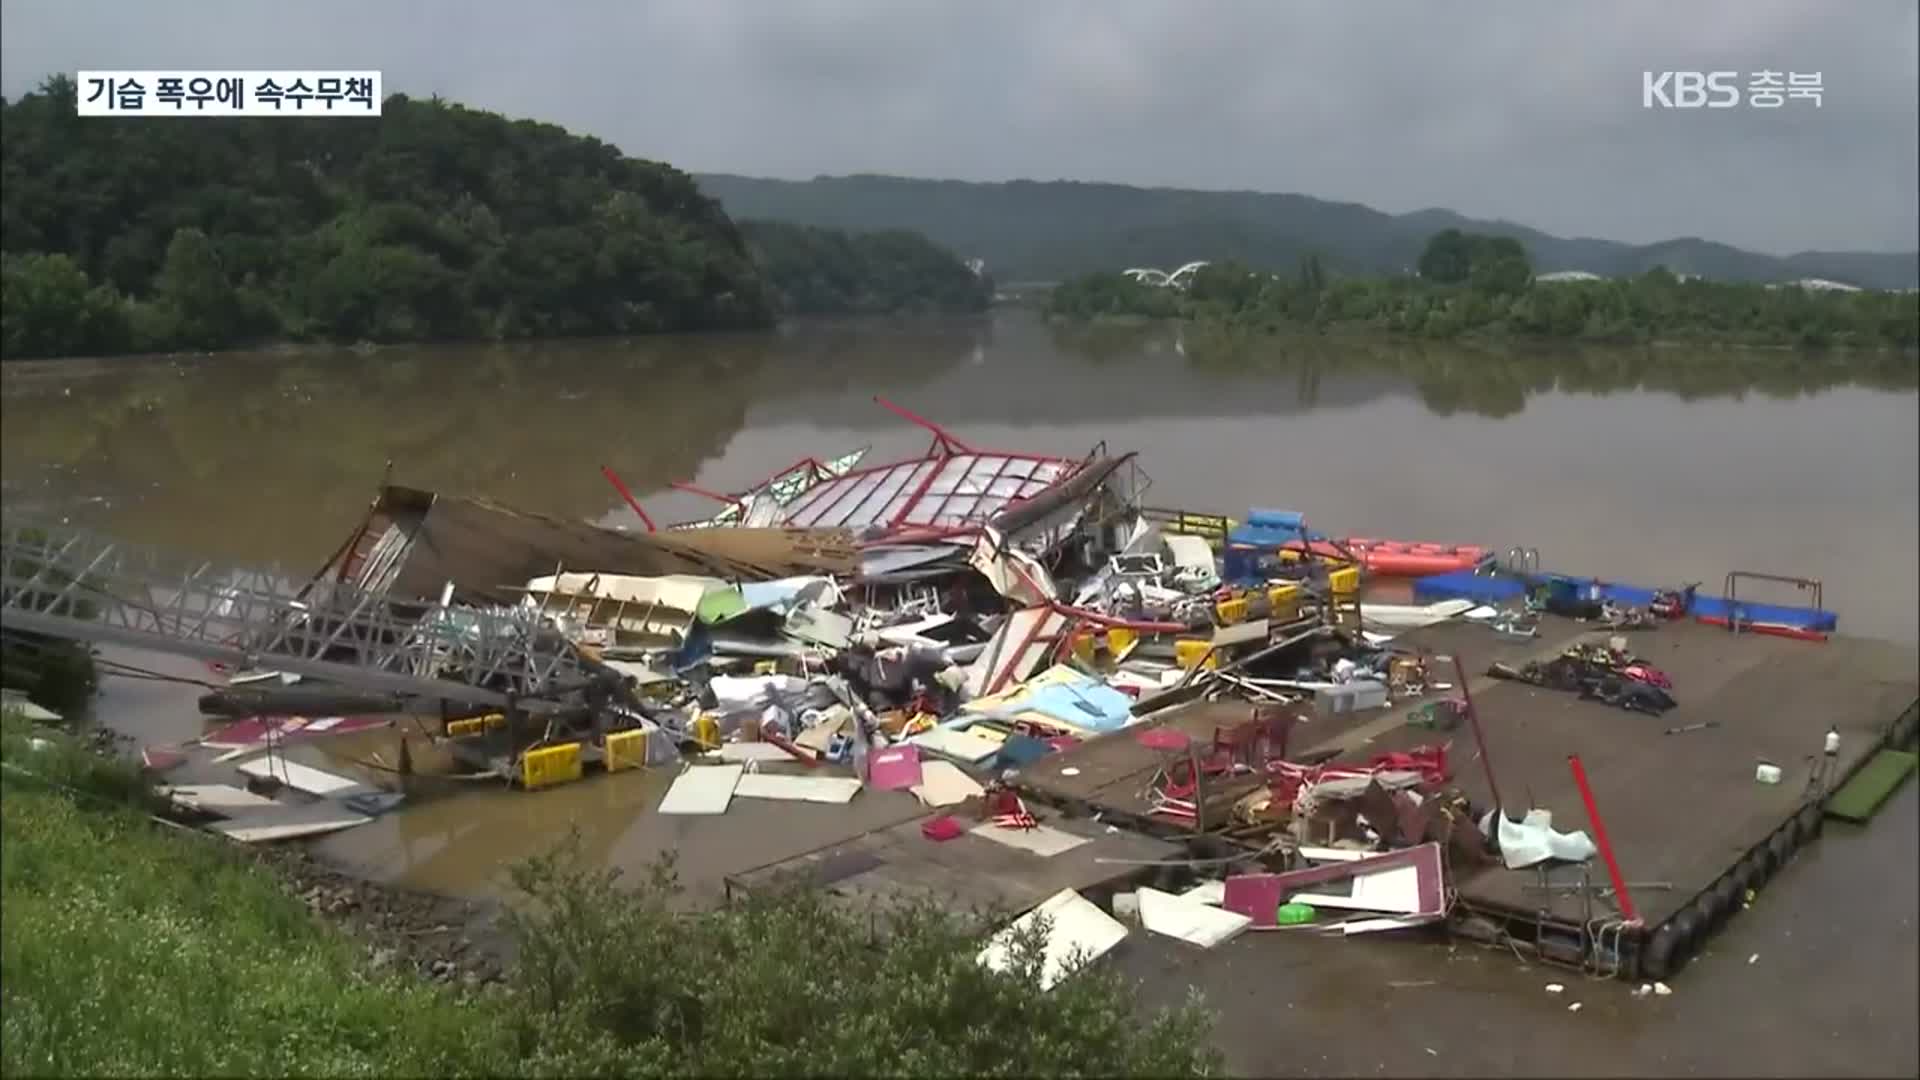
[1121, 261, 1210, 289]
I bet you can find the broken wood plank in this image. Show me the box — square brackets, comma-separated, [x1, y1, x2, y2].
[1138, 886, 1251, 948]
[657, 765, 744, 815]
[732, 773, 862, 804]
[234, 756, 365, 796]
[969, 822, 1092, 858]
[207, 803, 371, 843]
[977, 888, 1127, 991]
[162, 783, 281, 815]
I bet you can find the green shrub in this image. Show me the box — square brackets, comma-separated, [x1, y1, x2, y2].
[502, 835, 1222, 1076]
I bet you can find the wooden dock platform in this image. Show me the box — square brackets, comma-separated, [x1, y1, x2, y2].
[1375, 616, 1916, 975]
[1009, 612, 1919, 979]
[722, 813, 1183, 921]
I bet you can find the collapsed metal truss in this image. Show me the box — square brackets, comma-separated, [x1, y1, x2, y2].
[0, 517, 601, 713]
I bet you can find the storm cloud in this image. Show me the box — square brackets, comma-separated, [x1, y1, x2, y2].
[3, 0, 1914, 253]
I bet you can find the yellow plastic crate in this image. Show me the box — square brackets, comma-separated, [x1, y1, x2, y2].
[1106, 627, 1139, 656]
[1267, 584, 1302, 622]
[1174, 638, 1218, 671]
[1216, 596, 1251, 625]
[1070, 631, 1097, 664]
[1327, 565, 1361, 595]
[604, 728, 648, 773]
[690, 712, 721, 749]
[521, 742, 583, 790]
[446, 712, 508, 738]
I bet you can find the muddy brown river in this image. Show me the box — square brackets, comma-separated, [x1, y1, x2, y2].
[4, 311, 1915, 1076]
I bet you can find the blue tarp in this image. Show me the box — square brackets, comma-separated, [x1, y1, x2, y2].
[1223, 507, 1334, 585]
[1226, 507, 1328, 549]
[1411, 570, 1838, 632]
[1019, 682, 1135, 733]
[960, 671, 1135, 735]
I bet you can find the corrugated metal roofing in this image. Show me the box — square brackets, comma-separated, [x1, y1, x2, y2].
[779, 452, 1078, 532]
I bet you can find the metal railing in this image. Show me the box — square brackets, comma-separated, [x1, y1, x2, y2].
[1, 517, 599, 712]
[1722, 570, 1824, 633]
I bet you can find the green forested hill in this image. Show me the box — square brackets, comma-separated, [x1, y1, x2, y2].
[0, 80, 987, 360]
[1, 77, 775, 358]
[695, 173, 1920, 290]
[737, 221, 989, 316]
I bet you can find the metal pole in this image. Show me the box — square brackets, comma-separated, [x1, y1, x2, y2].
[599, 465, 658, 532]
[871, 395, 976, 453]
[1450, 653, 1505, 814]
[1568, 753, 1640, 925]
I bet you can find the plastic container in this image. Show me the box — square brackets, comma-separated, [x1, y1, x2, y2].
[1174, 639, 1218, 670]
[1276, 901, 1317, 925]
[1755, 762, 1783, 785]
[1327, 565, 1362, 596]
[1267, 583, 1302, 621]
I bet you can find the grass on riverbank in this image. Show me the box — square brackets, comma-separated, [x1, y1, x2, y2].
[1, 710, 1223, 1077]
[1, 715, 531, 1076]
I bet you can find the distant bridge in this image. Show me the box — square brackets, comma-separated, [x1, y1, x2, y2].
[1122, 261, 1210, 289]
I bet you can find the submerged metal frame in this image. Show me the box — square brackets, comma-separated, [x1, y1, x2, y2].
[0, 518, 600, 713]
[658, 397, 1093, 540]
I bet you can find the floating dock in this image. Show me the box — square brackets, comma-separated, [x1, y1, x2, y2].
[722, 813, 1183, 920]
[1011, 613, 1918, 981]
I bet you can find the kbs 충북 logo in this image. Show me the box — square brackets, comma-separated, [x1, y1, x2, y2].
[1642, 71, 1823, 109]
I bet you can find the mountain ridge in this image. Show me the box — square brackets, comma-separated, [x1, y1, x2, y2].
[693, 172, 1920, 290]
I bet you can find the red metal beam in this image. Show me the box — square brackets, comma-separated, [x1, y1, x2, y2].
[888, 458, 949, 529]
[985, 458, 1087, 525]
[874, 395, 976, 453]
[1451, 653, 1503, 814]
[669, 480, 747, 510]
[1568, 753, 1640, 925]
[987, 608, 1061, 696]
[785, 456, 932, 526]
[923, 455, 1002, 529]
[836, 459, 924, 530]
[961, 455, 1021, 526]
[599, 465, 657, 533]
[819, 467, 902, 529]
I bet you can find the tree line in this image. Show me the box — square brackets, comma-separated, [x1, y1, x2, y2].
[0, 77, 985, 361]
[739, 220, 990, 317]
[694, 173, 1920, 290]
[1047, 229, 1920, 350]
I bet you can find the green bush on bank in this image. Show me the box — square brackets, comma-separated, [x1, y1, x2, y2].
[0, 716, 1221, 1077]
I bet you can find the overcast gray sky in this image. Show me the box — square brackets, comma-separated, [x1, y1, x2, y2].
[3, 0, 1915, 254]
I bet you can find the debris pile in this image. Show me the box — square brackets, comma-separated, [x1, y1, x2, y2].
[92, 398, 1737, 990]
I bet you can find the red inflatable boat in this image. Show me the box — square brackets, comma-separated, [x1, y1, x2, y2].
[1285, 537, 1491, 577]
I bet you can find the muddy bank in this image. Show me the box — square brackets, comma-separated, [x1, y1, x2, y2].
[248, 843, 515, 988]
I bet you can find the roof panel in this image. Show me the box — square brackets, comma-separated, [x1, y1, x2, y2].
[843, 461, 923, 529]
[938, 494, 982, 524]
[827, 467, 904, 528]
[876, 460, 938, 525]
[775, 447, 1085, 535]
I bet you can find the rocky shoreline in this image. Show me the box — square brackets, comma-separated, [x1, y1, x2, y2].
[249, 843, 516, 988]
[86, 720, 521, 991]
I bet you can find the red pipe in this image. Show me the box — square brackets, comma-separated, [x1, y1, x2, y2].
[599, 465, 657, 533]
[1568, 753, 1640, 925]
[1450, 654, 1504, 815]
[669, 480, 747, 510]
[873, 395, 976, 453]
[1694, 615, 1829, 643]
